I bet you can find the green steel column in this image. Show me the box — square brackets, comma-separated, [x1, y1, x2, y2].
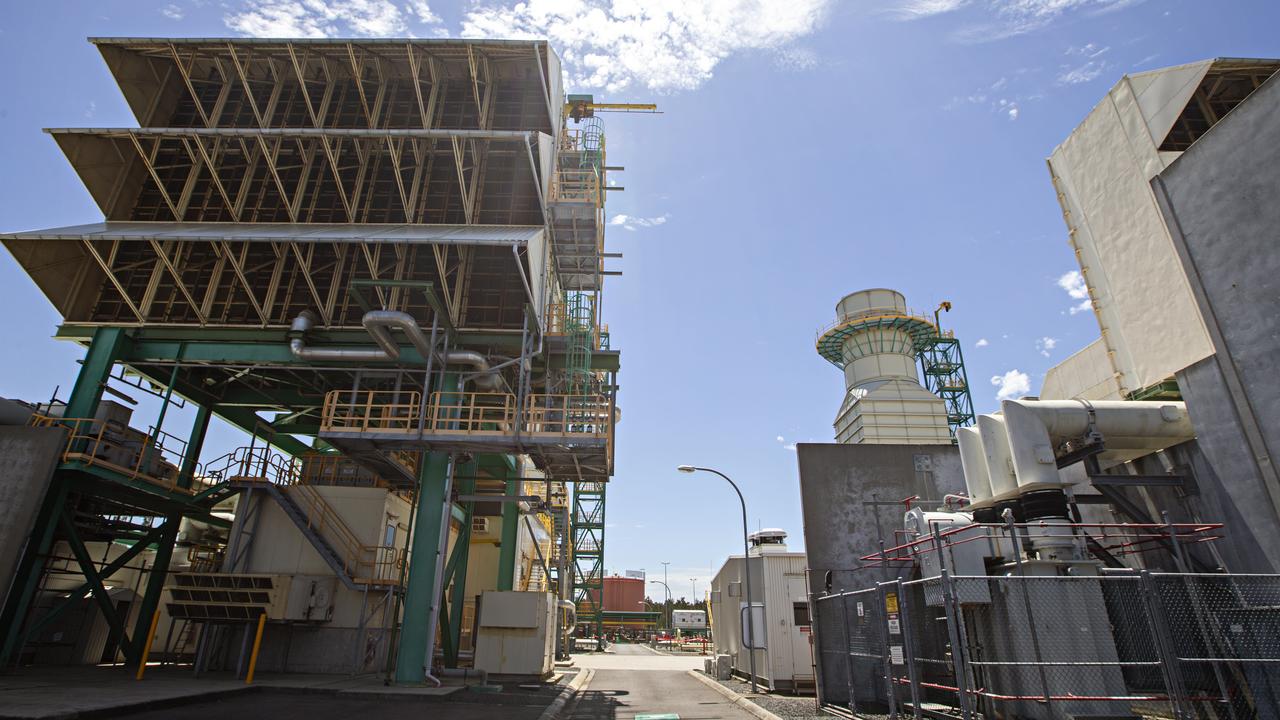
[64, 327, 130, 419]
[178, 405, 213, 489]
[442, 459, 477, 667]
[128, 405, 211, 655]
[395, 374, 458, 684]
[496, 468, 519, 592]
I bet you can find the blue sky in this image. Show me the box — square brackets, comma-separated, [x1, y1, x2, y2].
[1, 0, 1275, 600]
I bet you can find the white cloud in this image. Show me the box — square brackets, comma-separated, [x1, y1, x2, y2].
[1056, 270, 1093, 315]
[975, 338, 989, 347]
[609, 213, 669, 231]
[991, 369, 1031, 401]
[1007, 104, 1020, 120]
[891, 0, 969, 18]
[161, 3, 184, 20]
[1035, 336, 1058, 357]
[1057, 60, 1109, 85]
[776, 435, 784, 442]
[773, 46, 819, 72]
[459, 0, 834, 92]
[226, 0, 442, 38]
[898, 0, 1143, 41]
[406, 0, 439, 24]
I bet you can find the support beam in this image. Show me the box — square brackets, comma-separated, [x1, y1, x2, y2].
[65, 327, 131, 419]
[126, 515, 180, 660]
[497, 467, 519, 592]
[442, 459, 477, 667]
[59, 508, 137, 665]
[396, 371, 458, 684]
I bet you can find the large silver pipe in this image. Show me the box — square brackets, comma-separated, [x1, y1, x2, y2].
[289, 311, 391, 362]
[362, 310, 434, 359]
[289, 311, 501, 389]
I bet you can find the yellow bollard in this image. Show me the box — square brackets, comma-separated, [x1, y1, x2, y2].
[135, 609, 162, 680]
[245, 613, 267, 684]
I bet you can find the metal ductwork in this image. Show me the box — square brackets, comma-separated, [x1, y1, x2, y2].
[288, 310, 502, 389]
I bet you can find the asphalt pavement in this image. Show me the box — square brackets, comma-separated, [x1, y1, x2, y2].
[566, 645, 756, 720]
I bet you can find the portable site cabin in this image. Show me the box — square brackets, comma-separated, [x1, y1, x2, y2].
[709, 530, 814, 692]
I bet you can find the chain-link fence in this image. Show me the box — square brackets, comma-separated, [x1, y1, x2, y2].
[813, 572, 1280, 719]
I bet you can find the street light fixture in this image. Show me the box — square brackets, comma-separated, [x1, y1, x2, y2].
[649, 579, 673, 632]
[677, 464, 759, 693]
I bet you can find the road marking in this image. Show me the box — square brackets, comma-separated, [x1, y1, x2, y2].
[635, 715, 680, 719]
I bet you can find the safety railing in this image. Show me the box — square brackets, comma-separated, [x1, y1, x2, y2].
[812, 571, 1280, 720]
[29, 414, 192, 494]
[204, 445, 303, 486]
[320, 390, 614, 443]
[525, 394, 612, 438]
[550, 168, 602, 205]
[289, 482, 404, 584]
[320, 390, 420, 434]
[425, 391, 518, 434]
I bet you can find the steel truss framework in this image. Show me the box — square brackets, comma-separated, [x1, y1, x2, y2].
[0, 37, 626, 677]
[571, 481, 606, 637]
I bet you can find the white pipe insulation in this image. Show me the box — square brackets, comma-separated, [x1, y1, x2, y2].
[956, 399, 1196, 504]
[1000, 399, 1194, 492]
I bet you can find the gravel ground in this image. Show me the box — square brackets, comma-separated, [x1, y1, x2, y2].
[709, 674, 828, 720]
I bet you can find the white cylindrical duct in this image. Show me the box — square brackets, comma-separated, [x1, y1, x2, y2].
[1000, 399, 1194, 492]
[976, 414, 1019, 499]
[956, 426, 993, 507]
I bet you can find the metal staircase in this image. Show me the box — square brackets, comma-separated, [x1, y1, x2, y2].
[232, 479, 362, 592]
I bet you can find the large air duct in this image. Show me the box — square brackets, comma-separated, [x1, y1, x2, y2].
[999, 399, 1194, 493]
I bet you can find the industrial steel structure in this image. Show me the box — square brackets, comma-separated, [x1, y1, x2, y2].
[816, 288, 973, 443]
[0, 37, 634, 678]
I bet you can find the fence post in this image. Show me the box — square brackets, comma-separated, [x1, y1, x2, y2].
[896, 577, 923, 720]
[1140, 570, 1190, 720]
[878, 582, 899, 720]
[939, 569, 973, 720]
[836, 591, 859, 716]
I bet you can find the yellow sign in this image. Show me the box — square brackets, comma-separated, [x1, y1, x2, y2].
[885, 593, 899, 613]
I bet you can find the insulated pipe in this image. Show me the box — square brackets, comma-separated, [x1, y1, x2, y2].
[1000, 399, 1194, 492]
[289, 311, 390, 362]
[362, 310, 435, 359]
[956, 427, 993, 508]
[289, 311, 501, 389]
[976, 414, 1019, 499]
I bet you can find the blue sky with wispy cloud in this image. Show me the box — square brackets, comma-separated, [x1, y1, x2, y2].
[1, 0, 1275, 597]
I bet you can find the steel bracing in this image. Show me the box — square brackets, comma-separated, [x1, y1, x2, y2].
[0, 37, 626, 675]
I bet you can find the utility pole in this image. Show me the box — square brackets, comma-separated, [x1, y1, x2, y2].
[661, 561, 671, 629]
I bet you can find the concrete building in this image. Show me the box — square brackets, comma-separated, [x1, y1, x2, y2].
[709, 530, 813, 692]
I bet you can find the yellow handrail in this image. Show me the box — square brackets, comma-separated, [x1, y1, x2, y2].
[29, 414, 191, 493]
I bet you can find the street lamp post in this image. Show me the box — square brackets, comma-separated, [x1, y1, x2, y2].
[649, 579, 672, 632]
[677, 465, 759, 693]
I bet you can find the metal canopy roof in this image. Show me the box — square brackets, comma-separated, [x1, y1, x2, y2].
[1, 222, 545, 246]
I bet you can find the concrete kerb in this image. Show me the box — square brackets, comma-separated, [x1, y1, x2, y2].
[537, 668, 593, 720]
[686, 670, 784, 720]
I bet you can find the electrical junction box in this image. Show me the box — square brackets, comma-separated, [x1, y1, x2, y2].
[474, 591, 555, 680]
[284, 575, 337, 622]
